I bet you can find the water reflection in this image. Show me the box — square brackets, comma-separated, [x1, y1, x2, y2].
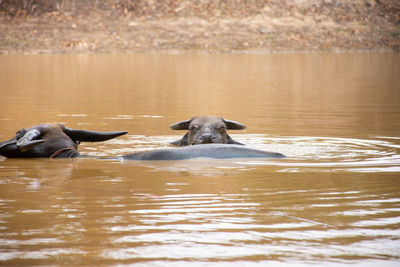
[1, 158, 400, 265]
[0, 53, 399, 266]
[82, 133, 400, 174]
[100, 188, 400, 262]
[1, 53, 399, 138]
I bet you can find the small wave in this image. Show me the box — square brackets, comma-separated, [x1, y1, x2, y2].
[80, 134, 400, 173]
[233, 135, 400, 173]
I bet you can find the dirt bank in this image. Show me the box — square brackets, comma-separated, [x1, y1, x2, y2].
[1, 0, 399, 54]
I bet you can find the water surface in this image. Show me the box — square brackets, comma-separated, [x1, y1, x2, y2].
[0, 53, 399, 266]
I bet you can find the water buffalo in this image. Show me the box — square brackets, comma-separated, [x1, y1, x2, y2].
[0, 124, 286, 160]
[0, 124, 127, 158]
[170, 116, 246, 146]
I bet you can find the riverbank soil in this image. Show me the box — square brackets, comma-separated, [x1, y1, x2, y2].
[0, 0, 399, 54]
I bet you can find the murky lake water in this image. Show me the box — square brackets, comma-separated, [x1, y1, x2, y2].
[0, 53, 399, 266]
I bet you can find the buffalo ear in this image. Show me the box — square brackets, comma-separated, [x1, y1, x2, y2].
[170, 119, 192, 130]
[18, 140, 45, 152]
[60, 125, 127, 142]
[0, 138, 19, 156]
[0, 138, 17, 150]
[223, 119, 246, 130]
[15, 129, 45, 152]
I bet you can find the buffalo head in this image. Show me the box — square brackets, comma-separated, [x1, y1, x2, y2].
[170, 116, 246, 146]
[0, 124, 127, 158]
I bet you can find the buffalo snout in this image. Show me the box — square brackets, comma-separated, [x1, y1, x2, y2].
[199, 133, 215, 144]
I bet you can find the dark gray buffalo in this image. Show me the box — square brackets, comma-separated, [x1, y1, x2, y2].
[0, 124, 127, 158]
[170, 116, 246, 146]
[0, 124, 285, 160]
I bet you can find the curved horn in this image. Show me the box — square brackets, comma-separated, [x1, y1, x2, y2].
[60, 125, 127, 142]
[223, 119, 246, 130]
[16, 129, 45, 152]
[170, 119, 192, 130]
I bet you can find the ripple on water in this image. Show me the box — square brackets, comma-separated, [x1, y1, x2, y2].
[95, 134, 400, 173]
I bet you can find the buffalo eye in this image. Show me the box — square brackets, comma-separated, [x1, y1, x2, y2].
[217, 126, 226, 132]
[189, 125, 199, 131]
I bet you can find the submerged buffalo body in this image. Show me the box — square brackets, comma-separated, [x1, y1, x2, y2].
[170, 116, 246, 146]
[0, 124, 286, 160]
[122, 144, 285, 160]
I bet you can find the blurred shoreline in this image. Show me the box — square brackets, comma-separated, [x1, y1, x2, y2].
[1, 0, 399, 54]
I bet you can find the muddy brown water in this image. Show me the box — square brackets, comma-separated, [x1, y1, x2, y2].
[0, 53, 399, 266]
